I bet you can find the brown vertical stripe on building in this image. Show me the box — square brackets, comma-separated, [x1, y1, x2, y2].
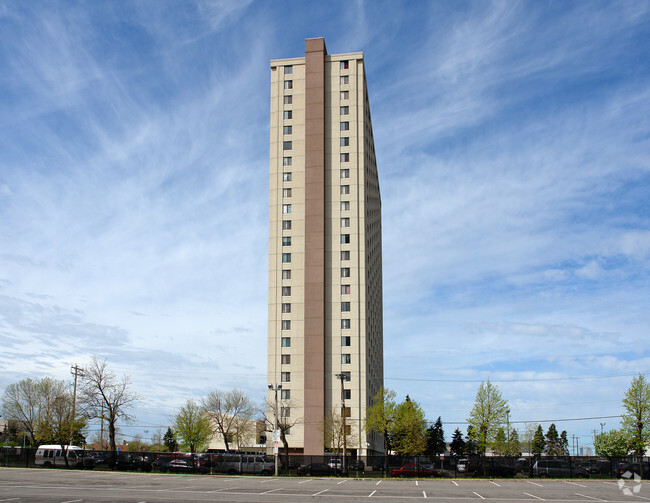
[302, 37, 326, 456]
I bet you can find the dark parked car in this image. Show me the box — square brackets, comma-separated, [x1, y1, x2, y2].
[472, 462, 516, 478]
[349, 459, 365, 471]
[114, 453, 152, 472]
[161, 459, 209, 474]
[297, 463, 346, 477]
[532, 459, 588, 478]
[391, 464, 440, 478]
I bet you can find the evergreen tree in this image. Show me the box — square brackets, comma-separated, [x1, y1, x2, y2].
[425, 417, 446, 455]
[508, 428, 522, 456]
[163, 427, 178, 452]
[532, 425, 545, 456]
[493, 426, 507, 455]
[545, 423, 561, 455]
[559, 430, 569, 455]
[450, 427, 466, 456]
[465, 426, 478, 455]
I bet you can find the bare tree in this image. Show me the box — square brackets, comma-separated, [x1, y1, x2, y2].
[79, 357, 139, 460]
[321, 408, 358, 454]
[260, 398, 302, 468]
[202, 388, 254, 452]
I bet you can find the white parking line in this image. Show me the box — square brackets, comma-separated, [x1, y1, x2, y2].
[376, 480, 382, 485]
[337, 479, 348, 484]
[368, 490, 376, 497]
[452, 480, 459, 486]
[207, 487, 237, 493]
[260, 488, 282, 494]
[60, 500, 83, 503]
[523, 492, 545, 501]
[575, 493, 605, 501]
[260, 479, 273, 483]
[489, 480, 501, 487]
[526, 480, 543, 487]
[473, 491, 485, 500]
[298, 479, 312, 484]
[312, 489, 329, 496]
[415, 480, 419, 486]
[565, 481, 587, 488]
[423, 490, 427, 498]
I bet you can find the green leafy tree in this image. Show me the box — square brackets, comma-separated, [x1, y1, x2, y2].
[532, 425, 546, 456]
[450, 428, 466, 456]
[621, 373, 650, 456]
[425, 417, 446, 456]
[365, 387, 397, 475]
[508, 428, 522, 456]
[467, 380, 509, 454]
[391, 395, 427, 455]
[493, 426, 507, 455]
[173, 399, 212, 454]
[594, 429, 629, 457]
[163, 427, 178, 452]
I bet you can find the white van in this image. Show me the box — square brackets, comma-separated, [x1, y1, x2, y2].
[35, 445, 94, 469]
[212, 453, 274, 475]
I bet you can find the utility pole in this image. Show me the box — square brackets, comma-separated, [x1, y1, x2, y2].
[506, 409, 510, 443]
[70, 364, 85, 446]
[600, 422, 606, 434]
[268, 383, 282, 476]
[335, 373, 347, 471]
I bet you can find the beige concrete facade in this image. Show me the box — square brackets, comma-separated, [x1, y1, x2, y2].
[268, 38, 383, 456]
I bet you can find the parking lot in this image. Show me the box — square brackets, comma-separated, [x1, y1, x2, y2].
[0, 468, 648, 502]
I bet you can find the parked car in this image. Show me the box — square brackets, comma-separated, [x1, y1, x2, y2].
[297, 463, 347, 477]
[514, 458, 531, 474]
[327, 458, 343, 469]
[35, 445, 95, 469]
[532, 459, 588, 478]
[161, 459, 209, 474]
[349, 459, 365, 471]
[472, 462, 516, 478]
[617, 462, 650, 479]
[577, 459, 611, 475]
[212, 453, 274, 475]
[391, 463, 440, 478]
[457, 458, 469, 473]
[114, 453, 152, 472]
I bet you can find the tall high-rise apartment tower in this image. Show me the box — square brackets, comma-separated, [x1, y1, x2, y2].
[268, 38, 383, 456]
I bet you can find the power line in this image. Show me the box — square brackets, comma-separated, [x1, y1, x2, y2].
[438, 415, 622, 426]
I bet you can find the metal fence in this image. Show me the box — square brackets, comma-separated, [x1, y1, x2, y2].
[1, 447, 648, 479]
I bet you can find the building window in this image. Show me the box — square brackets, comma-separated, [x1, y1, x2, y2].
[283, 110, 292, 119]
[282, 220, 292, 230]
[340, 76, 349, 85]
[282, 286, 291, 296]
[342, 354, 351, 364]
[341, 218, 350, 227]
[341, 406, 351, 417]
[341, 302, 350, 312]
[341, 285, 350, 294]
[282, 204, 291, 214]
[340, 137, 349, 146]
[283, 188, 292, 198]
[283, 172, 292, 182]
[341, 371, 351, 381]
[341, 234, 350, 244]
[281, 320, 291, 330]
[282, 237, 291, 246]
[341, 336, 351, 346]
[281, 303, 291, 313]
[340, 60, 349, 70]
[283, 157, 292, 166]
[281, 372, 291, 382]
[344, 425, 351, 435]
[284, 125, 292, 135]
[284, 66, 293, 74]
[340, 106, 349, 115]
[281, 337, 291, 347]
[341, 201, 350, 211]
[282, 253, 291, 263]
[341, 250, 350, 260]
[341, 185, 350, 195]
[281, 389, 291, 400]
[283, 141, 292, 150]
[340, 91, 349, 100]
[282, 270, 291, 280]
[340, 121, 349, 131]
[340, 168, 349, 178]
[341, 319, 351, 329]
[343, 389, 351, 400]
[340, 153, 349, 162]
[281, 407, 290, 417]
[281, 354, 291, 365]
[284, 95, 293, 104]
[284, 80, 293, 89]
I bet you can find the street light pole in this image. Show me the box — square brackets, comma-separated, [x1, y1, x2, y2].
[70, 364, 84, 446]
[268, 383, 282, 476]
[335, 373, 347, 471]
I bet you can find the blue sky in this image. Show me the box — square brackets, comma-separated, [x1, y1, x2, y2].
[1, 0, 649, 450]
